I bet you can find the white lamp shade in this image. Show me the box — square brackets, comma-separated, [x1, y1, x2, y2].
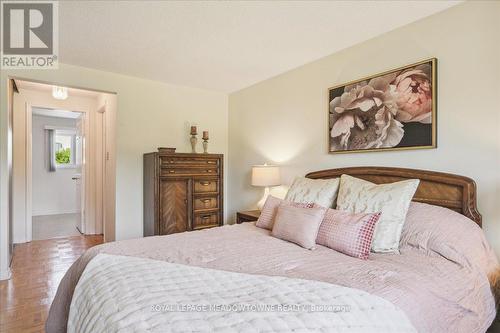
[251, 165, 281, 187]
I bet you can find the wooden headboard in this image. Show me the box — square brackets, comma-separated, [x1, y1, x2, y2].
[306, 167, 482, 226]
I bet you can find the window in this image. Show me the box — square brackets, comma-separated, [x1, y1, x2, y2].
[54, 130, 76, 168]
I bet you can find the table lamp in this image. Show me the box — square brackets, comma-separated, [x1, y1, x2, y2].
[251, 164, 281, 210]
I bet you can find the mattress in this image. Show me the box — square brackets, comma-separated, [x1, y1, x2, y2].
[46, 222, 497, 332]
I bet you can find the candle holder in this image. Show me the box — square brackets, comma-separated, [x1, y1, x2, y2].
[202, 131, 209, 154]
[190, 135, 198, 153]
[203, 139, 209, 154]
[190, 126, 198, 153]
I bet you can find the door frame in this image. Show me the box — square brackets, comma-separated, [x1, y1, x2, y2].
[7, 76, 117, 248]
[25, 104, 90, 241]
[96, 104, 106, 236]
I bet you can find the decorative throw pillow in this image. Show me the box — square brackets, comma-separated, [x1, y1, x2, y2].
[271, 204, 326, 250]
[255, 195, 314, 230]
[316, 208, 381, 259]
[285, 177, 340, 208]
[336, 175, 419, 253]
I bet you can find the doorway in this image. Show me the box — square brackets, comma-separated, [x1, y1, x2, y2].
[11, 78, 116, 244]
[30, 107, 85, 240]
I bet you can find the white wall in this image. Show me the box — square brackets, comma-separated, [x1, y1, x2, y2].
[111, 74, 228, 240]
[228, 1, 500, 256]
[0, 63, 229, 273]
[31, 115, 79, 216]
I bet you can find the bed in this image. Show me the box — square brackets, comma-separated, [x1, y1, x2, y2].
[46, 167, 499, 333]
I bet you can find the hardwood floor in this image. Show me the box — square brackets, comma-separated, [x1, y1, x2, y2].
[0, 235, 103, 332]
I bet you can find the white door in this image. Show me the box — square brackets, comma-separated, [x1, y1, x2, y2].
[73, 173, 83, 232]
[75, 114, 85, 233]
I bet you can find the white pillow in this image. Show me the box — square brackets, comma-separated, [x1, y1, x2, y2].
[336, 175, 419, 253]
[285, 177, 340, 208]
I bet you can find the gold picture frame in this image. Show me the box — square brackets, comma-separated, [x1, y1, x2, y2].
[328, 58, 437, 154]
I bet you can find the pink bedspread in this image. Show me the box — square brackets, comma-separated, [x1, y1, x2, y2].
[46, 223, 497, 333]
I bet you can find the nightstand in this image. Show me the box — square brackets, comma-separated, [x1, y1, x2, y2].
[236, 210, 261, 224]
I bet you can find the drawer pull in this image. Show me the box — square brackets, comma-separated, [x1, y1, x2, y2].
[168, 170, 175, 173]
[207, 161, 216, 164]
[207, 170, 213, 173]
[200, 181, 211, 186]
[201, 215, 211, 220]
[202, 199, 211, 203]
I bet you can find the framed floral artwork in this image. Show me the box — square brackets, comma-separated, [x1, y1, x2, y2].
[328, 58, 436, 153]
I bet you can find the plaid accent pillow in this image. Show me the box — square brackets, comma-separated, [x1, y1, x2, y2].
[256, 195, 314, 230]
[316, 208, 381, 260]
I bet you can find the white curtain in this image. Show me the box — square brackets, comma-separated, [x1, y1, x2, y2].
[47, 129, 56, 172]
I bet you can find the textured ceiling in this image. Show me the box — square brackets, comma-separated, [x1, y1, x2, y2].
[59, 1, 460, 92]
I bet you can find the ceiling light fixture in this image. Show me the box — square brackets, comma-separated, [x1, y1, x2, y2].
[52, 86, 68, 100]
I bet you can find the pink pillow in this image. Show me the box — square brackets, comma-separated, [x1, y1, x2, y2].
[271, 204, 326, 250]
[256, 195, 314, 230]
[316, 208, 381, 260]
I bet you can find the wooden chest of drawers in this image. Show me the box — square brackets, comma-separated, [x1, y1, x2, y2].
[143, 149, 223, 236]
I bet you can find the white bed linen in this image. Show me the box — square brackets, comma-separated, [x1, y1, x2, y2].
[68, 254, 416, 333]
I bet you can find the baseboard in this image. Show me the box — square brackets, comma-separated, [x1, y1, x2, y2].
[0, 267, 12, 280]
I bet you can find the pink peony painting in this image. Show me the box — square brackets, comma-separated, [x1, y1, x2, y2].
[329, 58, 436, 153]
